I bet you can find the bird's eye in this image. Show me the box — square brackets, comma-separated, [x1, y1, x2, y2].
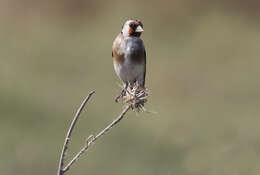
[130, 23, 135, 28]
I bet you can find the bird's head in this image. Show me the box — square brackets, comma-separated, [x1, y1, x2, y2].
[121, 19, 144, 37]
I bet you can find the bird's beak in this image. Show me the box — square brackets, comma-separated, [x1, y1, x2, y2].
[135, 25, 144, 33]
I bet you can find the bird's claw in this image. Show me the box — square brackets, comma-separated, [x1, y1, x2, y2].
[114, 89, 126, 103]
[114, 95, 121, 103]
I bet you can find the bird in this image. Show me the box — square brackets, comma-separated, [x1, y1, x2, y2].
[112, 19, 146, 102]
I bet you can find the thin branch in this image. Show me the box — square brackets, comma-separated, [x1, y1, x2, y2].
[57, 91, 132, 175]
[57, 91, 95, 175]
[62, 105, 131, 173]
[57, 82, 148, 175]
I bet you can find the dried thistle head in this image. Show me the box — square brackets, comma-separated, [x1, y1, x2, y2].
[122, 83, 149, 112]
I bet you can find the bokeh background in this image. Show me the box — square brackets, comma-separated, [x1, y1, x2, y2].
[1, 0, 260, 175]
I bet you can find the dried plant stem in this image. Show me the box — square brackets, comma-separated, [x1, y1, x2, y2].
[62, 105, 130, 173]
[57, 91, 131, 175]
[57, 91, 95, 175]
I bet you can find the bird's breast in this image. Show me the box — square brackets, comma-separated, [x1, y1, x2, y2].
[113, 35, 145, 71]
[125, 40, 145, 64]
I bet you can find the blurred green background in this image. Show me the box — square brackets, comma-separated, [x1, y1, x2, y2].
[1, 0, 260, 174]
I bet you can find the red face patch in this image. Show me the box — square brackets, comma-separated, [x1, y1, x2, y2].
[128, 28, 134, 35]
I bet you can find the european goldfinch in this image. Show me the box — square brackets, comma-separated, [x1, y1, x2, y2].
[112, 19, 146, 102]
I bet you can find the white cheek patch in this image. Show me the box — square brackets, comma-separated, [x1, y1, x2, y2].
[122, 25, 130, 36]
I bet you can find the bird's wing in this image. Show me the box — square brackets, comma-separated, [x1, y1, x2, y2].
[112, 34, 125, 64]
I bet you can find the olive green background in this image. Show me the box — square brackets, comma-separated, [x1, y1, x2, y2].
[1, 0, 260, 174]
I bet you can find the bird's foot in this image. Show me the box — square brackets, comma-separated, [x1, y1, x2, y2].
[114, 89, 126, 103]
[114, 94, 121, 103]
